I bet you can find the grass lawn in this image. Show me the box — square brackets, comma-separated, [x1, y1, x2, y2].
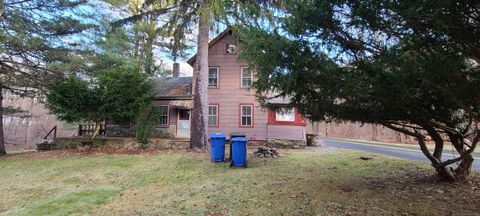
[1, 148, 479, 216]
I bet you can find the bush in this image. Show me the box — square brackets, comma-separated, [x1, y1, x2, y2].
[135, 105, 161, 149]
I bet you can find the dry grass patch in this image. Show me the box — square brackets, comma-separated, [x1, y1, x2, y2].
[0, 148, 479, 215]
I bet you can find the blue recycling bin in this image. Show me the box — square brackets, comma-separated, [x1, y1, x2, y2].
[228, 133, 245, 161]
[210, 133, 226, 162]
[231, 137, 248, 167]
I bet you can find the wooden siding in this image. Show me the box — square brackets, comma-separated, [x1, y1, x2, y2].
[205, 32, 305, 141]
[267, 125, 307, 141]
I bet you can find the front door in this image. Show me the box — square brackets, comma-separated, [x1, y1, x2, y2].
[177, 109, 191, 138]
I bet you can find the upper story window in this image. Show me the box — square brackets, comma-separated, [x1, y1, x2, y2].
[158, 105, 169, 125]
[240, 104, 254, 127]
[208, 67, 219, 87]
[275, 108, 295, 122]
[208, 105, 219, 127]
[226, 43, 236, 54]
[241, 67, 252, 88]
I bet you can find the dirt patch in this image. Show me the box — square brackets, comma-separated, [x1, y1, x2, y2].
[358, 168, 480, 215]
[306, 145, 339, 152]
[1, 148, 195, 160]
[1, 145, 274, 159]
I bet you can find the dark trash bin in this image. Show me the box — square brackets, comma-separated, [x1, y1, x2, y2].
[231, 137, 248, 168]
[210, 133, 226, 162]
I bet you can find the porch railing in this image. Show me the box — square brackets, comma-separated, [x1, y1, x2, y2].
[78, 123, 106, 136]
[43, 125, 57, 140]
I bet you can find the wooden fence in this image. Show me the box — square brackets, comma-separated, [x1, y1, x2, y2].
[307, 121, 417, 144]
[78, 123, 106, 136]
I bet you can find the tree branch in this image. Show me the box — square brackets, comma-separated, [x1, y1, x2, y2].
[424, 124, 444, 159]
[382, 122, 441, 165]
[437, 131, 480, 167]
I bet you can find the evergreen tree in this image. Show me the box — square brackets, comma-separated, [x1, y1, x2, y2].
[239, 0, 480, 181]
[106, 0, 183, 76]
[0, 0, 92, 154]
[46, 64, 153, 140]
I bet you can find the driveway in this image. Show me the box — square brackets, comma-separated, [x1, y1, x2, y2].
[324, 138, 480, 170]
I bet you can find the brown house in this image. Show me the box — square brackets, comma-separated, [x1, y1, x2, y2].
[107, 29, 307, 145]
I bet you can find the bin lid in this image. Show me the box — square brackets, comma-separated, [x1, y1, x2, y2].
[209, 133, 226, 139]
[231, 137, 248, 142]
[230, 133, 246, 137]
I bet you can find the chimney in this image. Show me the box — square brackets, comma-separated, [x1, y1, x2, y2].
[173, 63, 180, 78]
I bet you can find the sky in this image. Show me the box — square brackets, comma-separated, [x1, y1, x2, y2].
[68, 0, 218, 76]
[61, 0, 244, 77]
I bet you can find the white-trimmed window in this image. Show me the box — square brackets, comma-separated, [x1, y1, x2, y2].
[208, 67, 219, 87]
[226, 43, 236, 54]
[241, 67, 252, 88]
[158, 106, 169, 125]
[275, 108, 295, 122]
[208, 105, 219, 126]
[240, 104, 253, 127]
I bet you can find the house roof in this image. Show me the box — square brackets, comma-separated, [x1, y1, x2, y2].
[187, 27, 233, 66]
[151, 77, 192, 99]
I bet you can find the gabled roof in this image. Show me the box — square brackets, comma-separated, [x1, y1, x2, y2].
[187, 27, 233, 66]
[151, 77, 192, 99]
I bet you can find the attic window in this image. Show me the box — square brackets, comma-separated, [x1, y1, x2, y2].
[226, 43, 236, 54]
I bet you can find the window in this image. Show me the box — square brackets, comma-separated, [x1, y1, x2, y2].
[240, 104, 253, 127]
[158, 106, 169, 125]
[208, 67, 219, 87]
[275, 108, 295, 122]
[226, 43, 236, 54]
[241, 67, 252, 88]
[268, 106, 306, 126]
[208, 105, 218, 127]
[178, 109, 190, 120]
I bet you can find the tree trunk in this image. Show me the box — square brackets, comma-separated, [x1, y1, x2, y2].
[143, 15, 157, 76]
[0, 0, 4, 18]
[0, 84, 5, 155]
[133, 24, 142, 70]
[190, 4, 210, 150]
[425, 126, 444, 160]
[144, 33, 154, 75]
[382, 122, 476, 182]
[90, 120, 101, 140]
[434, 165, 456, 181]
[454, 153, 474, 179]
[429, 135, 475, 182]
[432, 155, 474, 182]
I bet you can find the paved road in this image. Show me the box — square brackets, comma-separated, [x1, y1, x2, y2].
[324, 138, 480, 170]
